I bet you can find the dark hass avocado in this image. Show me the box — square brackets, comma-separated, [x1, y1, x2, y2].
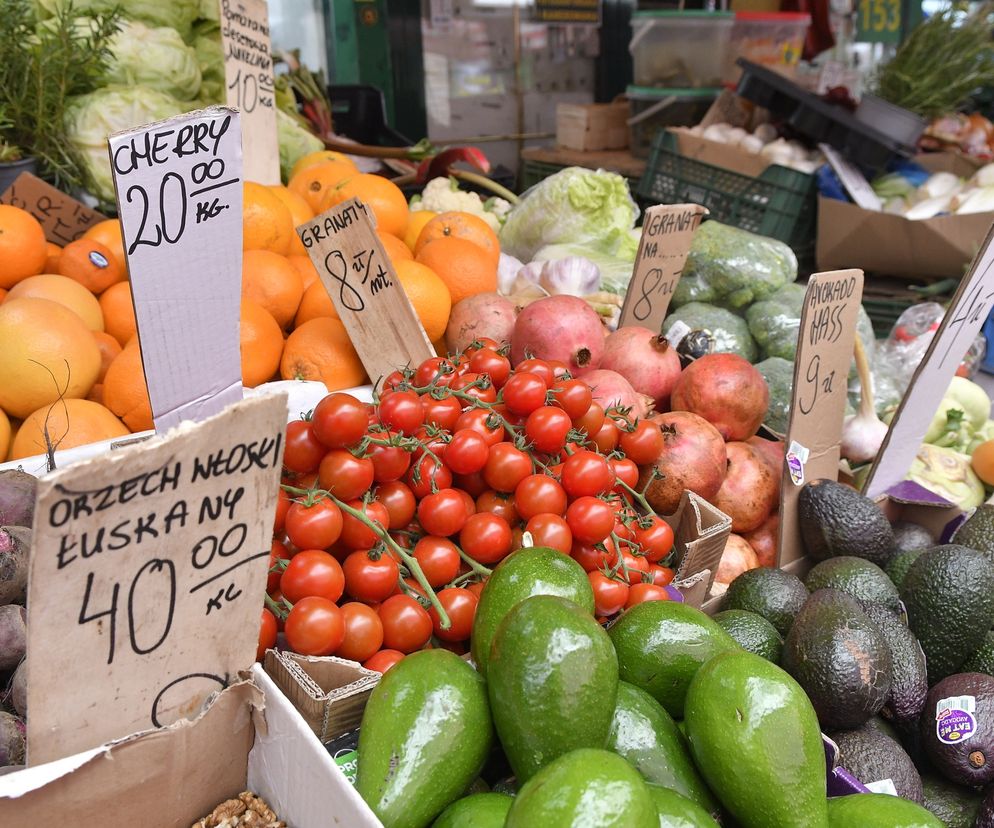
[921, 770, 983, 828]
[893, 520, 937, 555]
[804, 556, 901, 613]
[712, 609, 783, 662]
[886, 548, 925, 591]
[723, 567, 808, 636]
[826, 793, 942, 827]
[964, 631, 994, 676]
[431, 793, 513, 828]
[976, 784, 994, 828]
[953, 503, 994, 563]
[782, 589, 892, 730]
[863, 715, 901, 741]
[646, 785, 720, 828]
[861, 603, 928, 725]
[901, 545, 994, 683]
[798, 479, 895, 566]
[922, 672, 994, 788]
[827, 723, 923, 803]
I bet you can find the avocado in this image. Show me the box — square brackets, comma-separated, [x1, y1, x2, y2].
[431, 793, 513, 828]
[922, 672, 994, 788]
[964, 631, 994, 675]
[886, 548, 925, 591]
[893, 520, 937, 555]
[826, 723, 923, 803]
[901, 545, 994, 683]
[798, 479, 895, 566]
[607, 681, 720, 816]
[953, 503, 994, 562]
[975, 784, 994, 828]
[646, 785, 719, 828]
[825, 793, 942, 827]
[684, 650, 829, 828]
[488, 595, 618, 782]
[863, 715, 901, 741]
[471, 546, 594, 679]
[861, 603, 927, 725]
[723, 567, 809, 636]
[782, 589, 893, 730]
[921, 770, 984, 828]
[505, 748, 657, 828]
[608, 601, 740, 718]
[804, 557, 901, 613]
[712, 609, 783, 662]
[356, 649, 493, 828]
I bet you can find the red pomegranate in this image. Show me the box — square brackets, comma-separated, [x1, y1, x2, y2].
[671, 354, 769, 441]
[744, 513, 779, 568]
[713, 442, 779, 533]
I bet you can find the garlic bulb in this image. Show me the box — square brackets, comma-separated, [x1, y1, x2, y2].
[841, 337, 888, 464]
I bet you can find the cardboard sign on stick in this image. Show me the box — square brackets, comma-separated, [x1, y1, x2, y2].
[108, 106, 244, 432]
[619, 204, 707, 332]
[778, 269, 865, 564]
[0, 172, 106, 244]
[865, 226, 994, 497]
[25, 393, 287, 765]
[219, 0, 280, 185]
[299, 197, 435, 382]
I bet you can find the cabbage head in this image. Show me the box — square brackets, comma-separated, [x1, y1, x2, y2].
[193, 33, 225, 105]
[107, 21, 202, 101]
[278, 110, 323, 184]
[36, 0, 199, 40]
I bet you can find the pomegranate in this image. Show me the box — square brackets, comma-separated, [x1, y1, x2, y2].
[713, 533, 760, 592]
[581, 369, 651, 420]
[510, 295, 604, 375]
[599, 326, 682, 410]
[713, 442, 778, 533]
[638, 411, 726, 515]
[445, 292, 516, 353]
[744, 513, 779, 568]
[671, 353, 769, 441]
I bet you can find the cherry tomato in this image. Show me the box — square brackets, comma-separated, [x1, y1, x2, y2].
[445, 429, 490, 474]
[274, 487, 291, 533]
[379, 594, 433, 653]
[619, 550, 650, 585]
[417, 488, 469, 537]
[515, 358, 555, 387]
[561, 450, 615, 498]
[550, 378, 592, 420]
[476, 490, 519, 525]
[257, 608, 278, 661]
[284, 596, 345, 656]
[466, 580, 487, 599]
[454, 407, 504, 446]
[451, 372, 497, 405]
[457, 488, 476, 517]
[524, 406, 572, 454]
[366, 438, 411, 483]
[285, 497, 343, 549]
[363, 649, 405, 673]
[460, 512, 513, 565]
[280, 549, 345, 603]
[483, 443, 532, 492]
[571, 540, 615, 572]
[429, 588, 478, 642]
[413, 536, 461, 587]
[502, 372, 548, 415]
[268, 540, 290, 592]
[468, 348, 511, 388]
[625, 582, 670, 608]
[464, 336, 499, 353]
[525, 513, 573, 554]
[422, 395, 462, 431]
[611, 457, 640, 490]
[514, 474, 567, 520]
[566, 496, 615, 544]
[378, 390, 424, 435]
[381, 370, 406, 392]
[340, 499, 390, 550]
[375, 481, 417, 529]
[343, 550, 398, 602]
[405, 456, 453, 499]
[311, 393, 368, 449]
[588, 571, 629, 616]
[619, 420, 665, 465]
[318, 450, 375, 501]
[590, 420, 620, 453]
[648, 564, 675, 587]
[634, 517, 675, 563]
[283, 420, 326, 474]
[334, 602, 384, 662]
[452, 470, 489, 499]
[412, 430, 450, 463]
[414, 357, 457, 387]
[573, 401, 605, 436]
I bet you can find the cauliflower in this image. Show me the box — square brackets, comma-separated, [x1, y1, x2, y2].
[410, 177, 510, 233]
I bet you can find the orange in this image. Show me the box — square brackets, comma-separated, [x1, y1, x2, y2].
[0, 205, 47, 289]
[0, 289, 5, 303]
[5, 418, 18, 461]
[44, 242, 62, 273]
[103, 340, 153, 432]
[58, 237, 125, 294]
[242, 249, 304, 330]
[0, 409, 9, 460]
[82, 219, 127, 274]
[0, 297, 101, 419]
[394, 260, 452, 343]
[243, 181, 295, 255]
[99, 281, 137, 347]
[241, 299, 284, 387]
[289, 150, 357, 181]
[288, 161, 359, 214]
[288, 254, 319, 290]
[404, 210, 438, 251]
[320, 173, 409, 239]
[268, 185, 315, 256]
[92, 330, 122, 383]
[7, 274, 104, 331]
[414, 211, 500, 267]
[294, 279, 339, 327]
[10, 398, 128, 460]
[87, 383, 104, 406]
[280, 317, 367, 390]
[378, 232, 413, 266]
[414, 236, 498, 307]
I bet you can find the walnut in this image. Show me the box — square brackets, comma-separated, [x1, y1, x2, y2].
[193, 791, 286, 828]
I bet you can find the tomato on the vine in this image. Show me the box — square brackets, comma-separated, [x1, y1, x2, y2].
[333, 602, 384, 662]
[573, 401, 605, 436]
[339, 499, 390, 550]
[268, 540, 290, 592]
[363, 649, 405, 673]
[460, 512, 512, 565]
[611, 457, 640, 490]
[452, 470, 489, 499]
[280, 549, 345, 603]
[311, 393, 368, 449]
[283, 420, 326, 474]
[285, 497, 343, 549]
[429, 588, 478, 642]
[412, 536, 461, 587]
[648, 564, 675, 587]
[377, 390, 423, 435]
[379, 594, 433, 653]
[634, 517, 675, 563]
[550, 378, 592, 420]
[561, 450, 614, 498]
[343, 549, 398, 602]
[454, 408, 504, 446]
[619, 550, 650, 585]
[476, 490, 519, 525]
[445, 429, 489, 474]
[374, 480, 417, 529]
[417, 488, 469, 537]
[524, 406, 572, 454]
[451, 372, 498, 405]
[421, 395, 462, 431]
[588, 571, 629, 616]
[468, 348, 511, 388]
[284, 597, 345, 656]
[257, 608, 277, 661]
[414, 357, 457, 387]
[525, 513, 572, 554]
[318, 449, 375, 501]
[625, 583, 670, 607]
[502, 372, 548, 415]
[483, 442, 532, 492]
[571, 539, 615, 572]
[366, 438, 411, 483]
[515, 358, 555, 387]
[514, 474, 567, 520]
[381, 370, 406, 392]
[590, 419, 620, 453]
[619, 419, 664, 465]
[405, 456, 453, 499]
[466, 580, 487, 599]
[566, 496, 615, 544]
[274, 487, 291, 533]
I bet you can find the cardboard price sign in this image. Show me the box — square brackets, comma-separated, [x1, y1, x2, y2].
[819, 144, 882, 212]
[299, 197, 435, 382]
[619, 204, 707, 332]
[25, 394, 286, 765]
[0, 172, 106, 244]
[777, 269, 865, 565]
[219, 0, 280, 185]
[108, 106, 244, 432]
[865, 227, 994, 497]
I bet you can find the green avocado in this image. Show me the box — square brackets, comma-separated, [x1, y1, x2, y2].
[826, 793, 942, 827]
[684, 650, 829, 828]
[952, 503, 994, 563]
[470, 546, 594, 679]
[488, 595, 618, 783]
[797, 479, 895, 566]
[963, 630, 994, 675]
[646, 785, 720, 828]
[356, 649, 493, 828]
[921, 672, 994, 788]
[505, 748, 657, 828]
[712, 609, 783, 662]
[431, 793, 513, 828]
[608, 601, 739, 718]
[826, 724, 923, 803]
[921, 771, 983, 828]
[723, 567, 809, 636]
[885, 548, 925, 591]
[804, 557, 901, 613]
[860, 603, 927, 726]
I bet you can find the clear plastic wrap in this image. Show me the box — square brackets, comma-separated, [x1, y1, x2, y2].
[661, 302, 759, 362]
[755, 356, 794, 434]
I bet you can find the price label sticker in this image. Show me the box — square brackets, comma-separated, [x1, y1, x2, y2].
[0, 172, 106, 244]
[619, 204, 707, 333]
[108, 106, 244, 432]
[25, 393, 286, 765]
[219, 0, 280, 185]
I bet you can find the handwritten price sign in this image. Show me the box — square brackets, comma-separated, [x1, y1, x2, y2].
[0, 172, 106, 244]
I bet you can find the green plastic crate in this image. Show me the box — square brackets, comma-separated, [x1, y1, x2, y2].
[519, 159, 642, 195]
[636, 130, 818, 259]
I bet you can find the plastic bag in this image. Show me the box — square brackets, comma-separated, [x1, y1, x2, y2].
[661, 302, 758, 362]
[755, 357, 794, 434]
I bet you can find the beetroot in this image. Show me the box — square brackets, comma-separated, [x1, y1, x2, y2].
[671, 354, 770, 441]
[581, 369, 650, 420]
[0, 711, 25, 767]
[511, 295, 604, 375]
[0, 605, 26, 672]
[744, 513, 779, 568]
[0, 470, 36, 528]
[0, 527, 29, 606]
[599, 326, 682, 410]
[713, 442, 779, 533]
[639, 411, 727, 515]
[445, 292, 517, 354]
[8, 661, 25, 718]
[714, 534, 760, 591]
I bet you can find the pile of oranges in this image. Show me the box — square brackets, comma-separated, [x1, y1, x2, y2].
[0, 150, 502, 463]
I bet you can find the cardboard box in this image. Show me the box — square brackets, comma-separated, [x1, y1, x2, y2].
[667, 490, 733, 606]
[556, 102, 629, 152]
[668, 127, 774, 178]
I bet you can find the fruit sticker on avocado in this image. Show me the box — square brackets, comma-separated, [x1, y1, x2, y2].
[936, 695, 977, 744]
[786, 440, 809, 486]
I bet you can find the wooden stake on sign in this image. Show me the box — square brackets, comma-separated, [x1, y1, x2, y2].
[25, 394, 286, 765]
[108, 106, 244, 432]
[299, 198, 435, 382]
[864, 226, 994, 497]
[618, 204, 707, 332]
[777, 269, 865, 565]
[0, 172, 106, 244]
[218, 0, 280, 185]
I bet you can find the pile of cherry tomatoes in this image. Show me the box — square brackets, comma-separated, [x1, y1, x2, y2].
[259, 340, 677, 673]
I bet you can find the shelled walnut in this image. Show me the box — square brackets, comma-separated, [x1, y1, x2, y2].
[191, 791, 286, 828]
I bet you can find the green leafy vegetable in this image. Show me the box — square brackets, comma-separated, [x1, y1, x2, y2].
[36, 0, 200, 41]
[106, 20, 202, 101]
[277, 109, 323, 184]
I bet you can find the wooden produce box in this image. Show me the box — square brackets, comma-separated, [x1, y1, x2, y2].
[556, 102, 630, 152]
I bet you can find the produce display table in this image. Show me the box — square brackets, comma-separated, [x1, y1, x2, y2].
[520, 146, 647, 189]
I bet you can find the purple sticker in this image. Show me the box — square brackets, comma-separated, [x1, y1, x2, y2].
[937, 707, 976, 744]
